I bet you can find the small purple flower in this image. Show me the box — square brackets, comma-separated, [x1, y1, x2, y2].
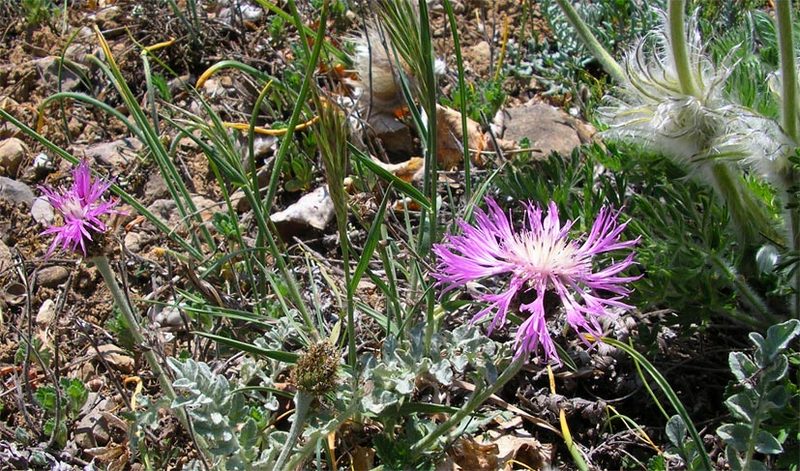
[40, 161, 121, 257]
[433, 198, 639, 363]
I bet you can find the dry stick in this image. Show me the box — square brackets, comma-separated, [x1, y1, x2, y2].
[45, 268, 75, 450]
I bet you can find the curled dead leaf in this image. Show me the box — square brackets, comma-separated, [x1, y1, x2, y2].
[449, 437, 499, 471]
[436, 105, 487, 170]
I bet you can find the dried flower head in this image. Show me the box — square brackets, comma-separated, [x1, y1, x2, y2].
[433, 199, 639, 363]
[40, 160, 121, 257]
[290, 341, 340, 396]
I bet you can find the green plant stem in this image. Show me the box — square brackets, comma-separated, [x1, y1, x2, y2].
[442, 0, 470, 201]
[554, 0, 625, 85]
[274, 390, 312, 471]
[91, 255, 208, 459]
[255, 0, 329, 339]
[92, 256, 174, 399]
[601, 337, 713, 471]
[667, 0, 699, 97]
[707, 253, 778, 327]
[776, 2, 800, 316]
[776, 2, 798, 143]
[409, 355, 525, 458]
[741, 387, 767, 470]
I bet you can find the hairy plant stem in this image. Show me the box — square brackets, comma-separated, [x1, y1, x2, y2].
[707, 253, 777, 328]
[409, 355, 526, 458]
[667, 0, 698, 98]
[91, 255, 210, 462]
[274, 390, 312, 471]
[554, 0, 625, 84]
[776, 2, 800, 316]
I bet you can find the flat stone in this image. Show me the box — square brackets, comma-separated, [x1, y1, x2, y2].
[80, 137, 142, 170]
[36, 299, 57, 325]
[96, 344, 134, 373]
[146, 195, 217, 231]
[503, 103, 595, 157]
[143, 172, 169, 202]
[465, 41, 492, 76]
[123, 231, 144, 253]
[31, 197, 55, 225]
[33, 56, 85, 93]
[0, 239, 12, 273]
[0, 138, 27, 176]
[270, 185, 334, 240]
[74, 397, 110, 449]
[38, 266, 69, 288]
[0, 177, 35, 207]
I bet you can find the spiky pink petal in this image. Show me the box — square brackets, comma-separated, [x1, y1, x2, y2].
[433, 198, 639, 363]
[40, 161, 121, 257]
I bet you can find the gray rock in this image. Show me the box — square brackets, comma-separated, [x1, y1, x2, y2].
[143, 172, 169, 202]
[36, 299, 56, 325]
[0, 177, 35, 207]
[38, 266, 69, 288]
[465, 41, 492, 76]
[94, 6, 124, 33]
[33, 56, 85, 93]
[270, 185, 334, 240]
[33, 152, 54, 172]
[0, 138, 27, 176]
[74, 397, 110, 449]
[219, 2, 263, 25]
[80, 137, 142, 170]
[146, 195, 217, 230]
[155, 304, 186, 330]
[0, 239, 12, 273]
[123, 231, 144, 253]
[503, 103, 596, 157]
[31, 197, 55, 225]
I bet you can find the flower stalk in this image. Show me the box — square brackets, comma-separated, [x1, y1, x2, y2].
[91, 256, 176, 401]
[667, 0, 698, 97]
[554, 0, 625, 84]
[275, 341, 339, 470]
[273, 390, 312, 471]
[775, 2, 800, 315]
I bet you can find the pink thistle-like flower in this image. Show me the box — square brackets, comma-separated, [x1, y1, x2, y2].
[40, 161, 121, 257]
[433, 198, 639, 363]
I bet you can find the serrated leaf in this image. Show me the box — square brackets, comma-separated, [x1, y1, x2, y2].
[34, 386, 57, 413]
[725, 391, 757, 422]
[754, 430, 782, 454]
[717, 423, 750, 451]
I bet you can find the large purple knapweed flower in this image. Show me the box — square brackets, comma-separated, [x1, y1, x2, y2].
[433, 198, 639, 363]
[40, 160, 120, 257]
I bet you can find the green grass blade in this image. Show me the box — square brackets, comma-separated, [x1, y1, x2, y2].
[194, 332, 299, 364]
[350, 145, 431, 210]
[600, 337, 713, 471]
[349, 182, 393, 296]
